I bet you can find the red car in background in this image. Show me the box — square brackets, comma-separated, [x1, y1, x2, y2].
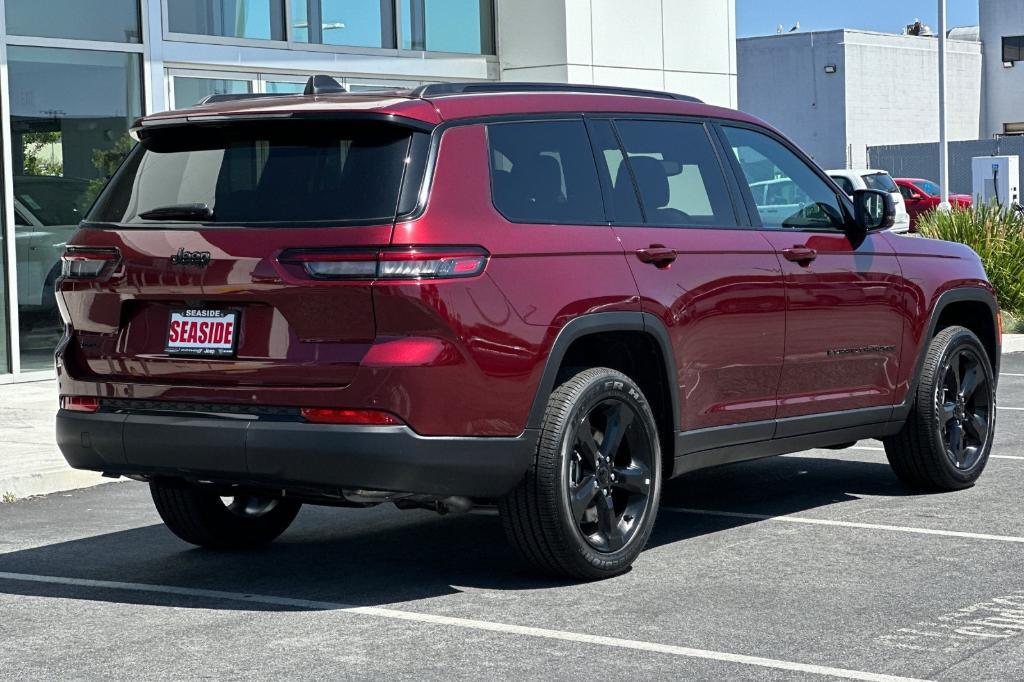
[895, 178, 972, 229]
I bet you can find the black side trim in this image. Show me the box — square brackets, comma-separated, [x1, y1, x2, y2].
[773, 405, 893, 439]
[675, 405, 894, 460]
[677, 420, 774, 454]
[891, 287, 1000, 421]
[525, 312, 680, 432]
[673, 420, 904, 476]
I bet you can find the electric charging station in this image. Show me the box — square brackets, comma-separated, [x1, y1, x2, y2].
[971, 155, 1020, 206]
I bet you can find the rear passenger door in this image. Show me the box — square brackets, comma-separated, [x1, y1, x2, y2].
[719, 124, 904, 425]
[595, 117, 786, 442]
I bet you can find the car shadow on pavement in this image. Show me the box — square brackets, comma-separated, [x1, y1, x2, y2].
[0, 454, 917, 610]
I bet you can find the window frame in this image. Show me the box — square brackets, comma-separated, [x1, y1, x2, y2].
[710, 120, 856, 233]
[1002, 35, 1024, 63]
[484, 115, 609, 227]
[597, 115, 748, 230]
[161, 0, 499, 58]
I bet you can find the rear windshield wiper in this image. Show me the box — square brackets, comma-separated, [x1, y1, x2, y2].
[138, 203, 214, 221]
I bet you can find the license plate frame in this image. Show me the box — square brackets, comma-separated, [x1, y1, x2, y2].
[165, 308, 240, 358]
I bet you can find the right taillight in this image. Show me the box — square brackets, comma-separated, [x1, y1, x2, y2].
[61, 247, 120, 279]
[279, 246, 488, 281]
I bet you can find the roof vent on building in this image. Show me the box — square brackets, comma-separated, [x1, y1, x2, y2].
[303, 74, 347, 95]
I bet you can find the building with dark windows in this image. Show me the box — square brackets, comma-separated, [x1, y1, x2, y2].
[980, 0, 1024, 137]
[0, 0, 736, 381]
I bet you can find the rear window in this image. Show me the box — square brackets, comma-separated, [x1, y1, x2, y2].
[862, 172, 898, 193]
[487, 120, 605, 224]
[89, 121, 421, 225]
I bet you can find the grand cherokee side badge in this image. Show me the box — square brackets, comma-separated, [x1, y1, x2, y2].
[170, 248, 212, 267]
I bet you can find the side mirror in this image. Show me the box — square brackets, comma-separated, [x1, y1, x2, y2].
[851, 189, 895, 232]
[910, 192, 924, 201]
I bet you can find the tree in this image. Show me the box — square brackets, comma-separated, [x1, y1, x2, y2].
[22, 131, 63, 176]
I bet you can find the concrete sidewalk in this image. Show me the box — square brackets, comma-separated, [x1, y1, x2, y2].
[0, 381, 104, 501]
[2, 334, 1023, 502]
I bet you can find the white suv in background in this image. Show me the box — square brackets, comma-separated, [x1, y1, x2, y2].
[827, 169, 911, 233]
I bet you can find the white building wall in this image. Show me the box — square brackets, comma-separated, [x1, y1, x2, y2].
[496, 0, 737, 107]
[842, 31, 981, 168]
[738, 30, 981, 170]
[980, 0, 1024, 137]
[737, 31, 847, 168]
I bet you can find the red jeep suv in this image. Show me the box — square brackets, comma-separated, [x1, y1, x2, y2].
[56, 78, 1000, 579]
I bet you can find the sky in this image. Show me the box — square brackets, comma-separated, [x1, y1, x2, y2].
[737, 0, 980, 38]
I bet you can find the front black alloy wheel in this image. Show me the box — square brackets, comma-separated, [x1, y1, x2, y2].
[500, 367, 662, 580]
[885, 326, 996, 491]
[936, 344, 992, 471]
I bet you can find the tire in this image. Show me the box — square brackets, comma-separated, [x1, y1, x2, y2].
[884, 326, 996, 491]
[150, 479, 302, 549]
[499, 367, 663, 580]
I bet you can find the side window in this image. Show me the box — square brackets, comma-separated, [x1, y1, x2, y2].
[898, 184, 914, 200]
[586, 119, 643, 223]
[487, 120, 605, 224]
[723, 126, 846, 230]
[831, 175, 854, 195]
[614, 120, 737, 227]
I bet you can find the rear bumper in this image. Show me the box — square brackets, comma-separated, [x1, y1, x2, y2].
[56, 410, 537, 498]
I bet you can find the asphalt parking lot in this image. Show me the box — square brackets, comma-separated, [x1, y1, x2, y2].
[2, 356, 1023, 681]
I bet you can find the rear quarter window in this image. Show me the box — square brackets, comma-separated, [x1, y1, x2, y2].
[89, 120, 421, 225]
[487, 120, 605, 224]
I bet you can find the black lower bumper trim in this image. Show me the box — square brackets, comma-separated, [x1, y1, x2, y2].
[57, 410, 538, 498]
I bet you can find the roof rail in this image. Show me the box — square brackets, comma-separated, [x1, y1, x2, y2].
[198, 92, 295, 105]
[409, 81, 703, 103]
[197, 74, 348, 105]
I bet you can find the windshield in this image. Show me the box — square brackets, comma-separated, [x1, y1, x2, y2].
[862, 172, 898, 193]
[917, 180, 941, 196]
[89, 121, 420, 225]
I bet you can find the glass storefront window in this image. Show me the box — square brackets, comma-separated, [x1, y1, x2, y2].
[265, 81, 307, 94]
[172, 76, 252, 108]
[9, 46, 143, 371]
[292, 1, 396, 48]
[5, 0, 141, 43]
[401, 0, 494, 54]
[168, 0, 285, 41]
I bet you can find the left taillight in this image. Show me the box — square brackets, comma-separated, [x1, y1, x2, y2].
[61, 247, 120, 279]
[279, 246, 488, 281]
[60, 396, 100, 413]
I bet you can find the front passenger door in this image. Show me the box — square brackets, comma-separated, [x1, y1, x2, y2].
[721, 125, 905, 426]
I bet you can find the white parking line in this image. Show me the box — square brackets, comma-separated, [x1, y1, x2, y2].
[845, 446, 1023, 460]
[1000, 373, 1024, 377]
[663, 507, 1024, 544]
[0, 571, 926, 682]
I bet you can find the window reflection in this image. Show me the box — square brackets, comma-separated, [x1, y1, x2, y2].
[173, 76, 252, 108]
[10, 46, 142, 371]
[293, 0, 395, 48]
[401, 0, 494, 54]
[6, 0, 141, 43]
[168, 0, 285, 41]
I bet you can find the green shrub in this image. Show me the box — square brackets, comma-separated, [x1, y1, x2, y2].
[917, 203, 1024, 317]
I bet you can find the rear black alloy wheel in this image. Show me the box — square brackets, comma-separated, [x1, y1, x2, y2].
[500, 367, 662, 580]
[566, 399, 653, 553]
[884, 326, 996, 491]
[151, 479, 302, 549]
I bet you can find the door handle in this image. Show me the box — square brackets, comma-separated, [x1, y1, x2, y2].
[635, 245, 677, 268]
[782, 246, 817, 264]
